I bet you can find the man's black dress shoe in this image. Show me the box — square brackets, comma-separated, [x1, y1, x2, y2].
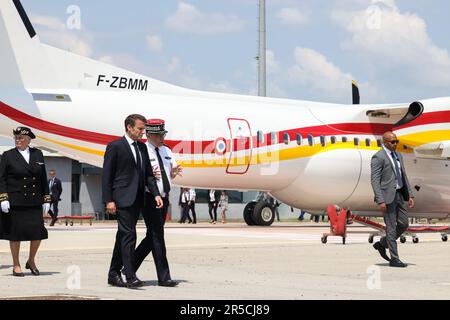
[108, 275, 126, 287]
[373, 241, 390, 262]
[25, 261, 40, 276]
[13, 270, 25, 277]
[158, 280, 179, 287]
[126, 277, 144, 289]
[390, 259, 407, 268]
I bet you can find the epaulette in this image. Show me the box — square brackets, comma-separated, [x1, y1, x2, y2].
[0, 193, 8, 202]
[43, 195, 52, 203]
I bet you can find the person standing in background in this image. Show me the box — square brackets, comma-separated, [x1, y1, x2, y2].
[179, 188, 192, 224]
[219, 191, 229, 224]
[48, 169, 62, 227]
[208, 189, 218, 224]
[188, 188, 197, 224]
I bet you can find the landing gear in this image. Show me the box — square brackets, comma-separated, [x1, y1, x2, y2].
[243, 200, 275, 226]
[252, 201, 275, 226]
[400, 236, 407, 243]
[243, 201, 256, 226]
[442, 235, 448, 242]
[412, 237, 419, 244]
[368, 235, 374, 244]
[321, 236, 327, 244]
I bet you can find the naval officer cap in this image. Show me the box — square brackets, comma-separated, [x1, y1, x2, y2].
[146, 119, 168, 134]
[13, 126, 36, 139]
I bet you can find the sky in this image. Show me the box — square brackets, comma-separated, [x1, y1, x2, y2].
[18, 0, 450, 105]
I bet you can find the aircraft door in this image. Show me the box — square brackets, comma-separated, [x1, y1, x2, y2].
[226, 118, 253, 174]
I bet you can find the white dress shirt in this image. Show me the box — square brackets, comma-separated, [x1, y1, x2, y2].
[18, 147, 30, 164]
[209, 190, 216, 202]
[382, 145, 403, 189]
[146, 142, 177, 197]
[189, 189, 196, 202]
[124, 134, 141, 164]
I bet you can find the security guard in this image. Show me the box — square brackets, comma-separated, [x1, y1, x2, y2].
[0, 127, 51, 277]
[134, 119, 182, 287]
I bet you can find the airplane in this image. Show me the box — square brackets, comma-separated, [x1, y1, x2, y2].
[0, 0, 449, 227]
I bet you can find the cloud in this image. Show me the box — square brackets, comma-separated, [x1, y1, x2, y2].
[266, 50, 281, 75]
[332, 0, 450, 93]
[277, 8, 309, 27]
[287, 47, 381, 103]
[31, 15, 93, 57]
[165, 2, 245, 35]
[146, 35, 163, 53]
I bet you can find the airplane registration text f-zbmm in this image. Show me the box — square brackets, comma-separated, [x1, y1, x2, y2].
[0, 0, 449, 225]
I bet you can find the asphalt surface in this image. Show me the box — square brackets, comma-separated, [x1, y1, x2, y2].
[0, 221, 449, 300]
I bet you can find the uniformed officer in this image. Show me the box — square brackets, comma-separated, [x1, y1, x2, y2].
[134, 119, 182, 287]
[0, 127, 51, 277]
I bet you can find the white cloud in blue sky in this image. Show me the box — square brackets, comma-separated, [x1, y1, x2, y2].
[21, 0, 450, 104]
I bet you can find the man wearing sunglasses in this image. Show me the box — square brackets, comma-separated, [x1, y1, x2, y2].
[371, 131, 415, 267]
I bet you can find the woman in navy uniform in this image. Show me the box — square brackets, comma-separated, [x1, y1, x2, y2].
[0, 127, 51, 277]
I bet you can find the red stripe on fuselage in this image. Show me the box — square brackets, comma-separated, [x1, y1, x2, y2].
[1, 101, 448, 155]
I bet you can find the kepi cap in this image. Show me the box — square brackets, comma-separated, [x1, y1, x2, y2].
[13, 126, 36, 139]
[146, 119, 168, 134]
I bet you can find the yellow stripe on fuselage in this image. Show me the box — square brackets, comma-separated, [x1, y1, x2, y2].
[36, 129, 449, 168]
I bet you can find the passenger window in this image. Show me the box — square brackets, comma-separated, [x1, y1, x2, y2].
[271, 132, 277, 144]
[342, 137, 348, 143]
[365, 138, 371, 147]
[331, 136, 337, 144]
[376, 139, 382, 147]
[320, 135, 326, 147]
[296, 134, 302, 146]
[257, 131, 264, 144]
[354, 137, 360, 146]
[283, 133, 290, 145]
[308, 134, 314, 147]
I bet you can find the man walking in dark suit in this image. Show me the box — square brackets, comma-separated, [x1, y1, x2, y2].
[371, 131, 415, 268]
[48, 170, 62, 226]
[103, 114, 163, 288]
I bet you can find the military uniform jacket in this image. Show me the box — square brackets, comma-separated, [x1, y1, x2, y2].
[0, 148, 51, 207]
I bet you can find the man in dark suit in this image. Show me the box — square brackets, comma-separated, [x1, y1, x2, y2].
[371, 131, 415, 268]
[48, 170, 62, 226]
[102, 114, 163, 289]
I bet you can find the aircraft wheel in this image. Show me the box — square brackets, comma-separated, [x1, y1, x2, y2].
[400, 236, 406, 244]
[368, 235, 374, 244]
[413, 237, 419, 244]
[321, 236, 327, 244]
[342, 237, 346, 245]
[442, 235, 448, 242]
[251, 201, 275, 226]
[243, 202, 257, 226]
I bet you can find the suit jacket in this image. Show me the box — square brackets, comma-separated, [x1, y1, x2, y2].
[0, 148, 51, 207]
[371, 148, 414, 205]
[102, 136, 160, 208]
[48, 178, 62, 201]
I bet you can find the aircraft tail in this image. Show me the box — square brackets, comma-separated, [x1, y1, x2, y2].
[1, 0, 188, 95]
[0, 0, 58, 89]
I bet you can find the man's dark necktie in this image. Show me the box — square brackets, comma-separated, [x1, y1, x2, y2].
[391, 152, 404, 189]
[155, 147, 171, 194]
[132, 142, 144, 188]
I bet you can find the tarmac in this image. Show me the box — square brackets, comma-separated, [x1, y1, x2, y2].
[0, 221, 449, 300]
